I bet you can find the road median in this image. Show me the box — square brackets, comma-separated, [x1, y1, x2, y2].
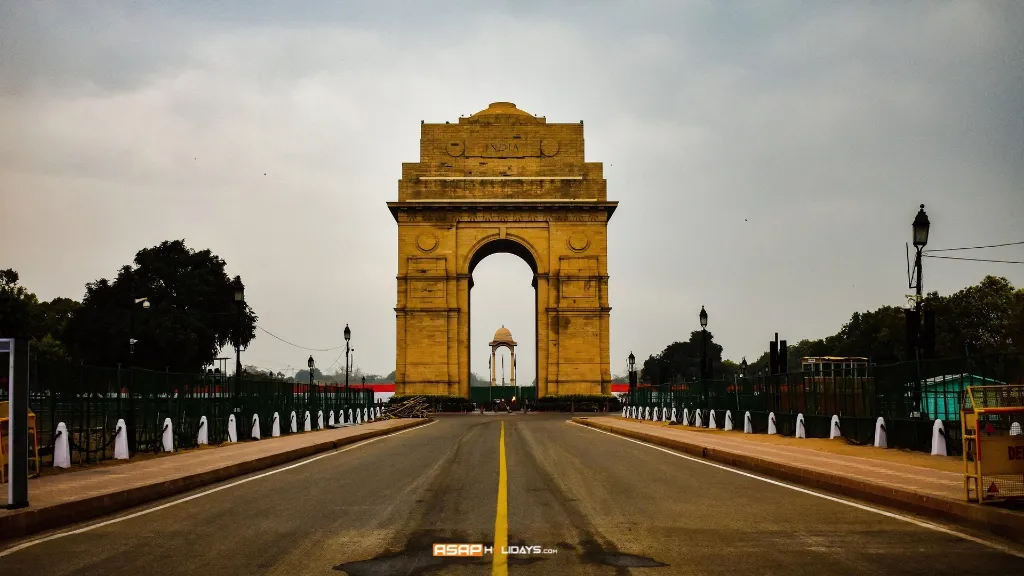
[572, 416, 1024, 545]
[1, 418, 431, 544]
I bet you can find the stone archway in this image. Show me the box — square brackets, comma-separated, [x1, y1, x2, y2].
[388, 102, 617, 399]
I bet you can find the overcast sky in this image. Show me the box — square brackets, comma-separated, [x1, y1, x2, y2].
[2, 1, 1022, 384]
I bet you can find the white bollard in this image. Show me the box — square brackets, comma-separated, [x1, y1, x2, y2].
[318, 410, 324, 429]
[370, 408, 375, 422]
[743, 411, 753, 434]
[348, 408, 354, 424]
[709, 410, 718, 429]
[376, 406, 381, 419]
[357, 409, 363, 424]
[197, 415, 209, 445]
[662, 407, 668, 422]
[114, 418, 130, 459]
[622, 406, 627, 418]
[290, 411, 298, 433]
[1011, 422, 1022, 436]
[695, 410, 704, 428]
[227, 414, 238, 443]
[670, 407, 677, 423]
[682, 408, 690, 425]
[767, 412, 777, 435]
[645, 406, 651, 421]
[328, 411, 335, 427]
[272, 413, 281, 437]
[931, 419, 947, 456]
[364, 407, 369, 422]
[874, 417, 887, 448]
[795, 413, 806, 439]
[161, 418, 174, 452]
[251, 414, 261, 440]
[829, 415, 841, 439]
[724, 410, 734, 431]
[304, 411, 312, 432]
[53, 422, 71, 468]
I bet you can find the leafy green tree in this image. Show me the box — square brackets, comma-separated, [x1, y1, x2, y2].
[63, 240, 257, 372]
[1, 269, 80, 361]
[642, 330, 724, 383]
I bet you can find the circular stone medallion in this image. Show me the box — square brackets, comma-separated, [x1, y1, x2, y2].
[541, 139, 559, 157]
[416, 233, 438, 252]
[446, 141, 465, 157]
[567, 232, 589, 252]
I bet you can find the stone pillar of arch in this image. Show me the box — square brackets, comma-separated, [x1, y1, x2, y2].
[489, 326, 516, 388]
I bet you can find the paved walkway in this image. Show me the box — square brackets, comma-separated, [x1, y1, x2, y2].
[1, 419, 419, 517]
[593, 417, 964, 500]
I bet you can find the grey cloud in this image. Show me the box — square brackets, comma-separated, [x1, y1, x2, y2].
[1, 1, 1021, 384]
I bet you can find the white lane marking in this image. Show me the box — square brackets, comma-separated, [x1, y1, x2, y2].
[0, 420, 437, 557]
[570, 421, 1024, 559]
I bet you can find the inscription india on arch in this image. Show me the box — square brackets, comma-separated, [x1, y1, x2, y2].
[466, 138, 541, 158]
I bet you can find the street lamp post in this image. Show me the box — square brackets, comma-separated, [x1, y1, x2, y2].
[911, 204, 930, 417]
[344, 324, 351, 408]
[627, 351, 636, 407]
[699, 306, 709, 412]
[127, 296, 149, 455]
[233, 281, 245, 414]
[307, 355, 315, 423]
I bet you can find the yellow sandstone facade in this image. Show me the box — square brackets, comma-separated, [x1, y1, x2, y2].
[388, 102, 617, 398]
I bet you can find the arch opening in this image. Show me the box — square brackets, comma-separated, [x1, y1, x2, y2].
[470, 246, 537, 404]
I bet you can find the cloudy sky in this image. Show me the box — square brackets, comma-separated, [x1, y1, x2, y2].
[2, 1, 1022, 384]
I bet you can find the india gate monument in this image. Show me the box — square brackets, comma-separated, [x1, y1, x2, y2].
[388, 102, 617, 399]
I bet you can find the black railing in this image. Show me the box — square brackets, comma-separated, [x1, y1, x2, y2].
[0, 360, 375, 468]
[626, 353, 1024, 455]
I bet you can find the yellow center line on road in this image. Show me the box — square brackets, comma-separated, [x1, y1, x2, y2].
[492, 420, 509, 576]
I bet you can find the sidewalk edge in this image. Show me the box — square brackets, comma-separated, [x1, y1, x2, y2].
[1, 418, 431, 543]
[572, 417, 1024, 545]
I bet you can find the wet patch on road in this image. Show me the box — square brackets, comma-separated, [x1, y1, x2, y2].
[332, 532, 486, 576]
[579, 539, 668, 570]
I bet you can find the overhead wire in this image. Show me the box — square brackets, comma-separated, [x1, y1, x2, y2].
[255, 325, 347, 351]
[924, 240, 1024, 253]
[923, 255, 1024, 264]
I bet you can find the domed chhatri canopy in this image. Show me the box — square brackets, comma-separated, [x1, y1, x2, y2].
[490, 325, 517, 347]
[463, 102, 544, 125]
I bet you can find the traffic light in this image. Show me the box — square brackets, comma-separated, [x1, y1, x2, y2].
[905, 308, 920, 359]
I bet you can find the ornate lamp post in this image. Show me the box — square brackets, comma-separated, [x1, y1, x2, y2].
[911, 204, 930, 416]
[627, 351, 637, 407]
[699, 306, 709, 412]
[307, 355, 315, 419]
[344, 324, 351, 406]
[233, 280, 244, 413]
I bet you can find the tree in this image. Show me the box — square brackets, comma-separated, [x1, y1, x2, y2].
[0, 269, 80, 361]
[63, 240, 258, 372]
[0, 269, 37, 338]
[642, 330, 724, 383]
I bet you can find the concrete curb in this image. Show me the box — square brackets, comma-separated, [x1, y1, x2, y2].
[572, 417, 1024, 545]
[1, 418, 431, 543]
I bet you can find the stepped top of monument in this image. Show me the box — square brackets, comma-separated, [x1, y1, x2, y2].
[462, 102, 545, 125]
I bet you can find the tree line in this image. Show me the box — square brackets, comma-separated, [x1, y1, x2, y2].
[642, 275, 1024, 383]
[2, 240, 258, 373]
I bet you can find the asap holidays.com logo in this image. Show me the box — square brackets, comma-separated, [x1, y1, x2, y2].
[433, 543, 557, 557]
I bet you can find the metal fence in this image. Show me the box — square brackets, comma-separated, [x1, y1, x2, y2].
[0, 360, 376, 468]
[627, 353, 1024, 455]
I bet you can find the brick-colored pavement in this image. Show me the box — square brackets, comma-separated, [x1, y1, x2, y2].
[591, 417, 963, 500]
[0, 419, 420, 517]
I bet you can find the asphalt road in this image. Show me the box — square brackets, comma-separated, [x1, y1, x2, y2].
[2, 413, 1023, 575]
